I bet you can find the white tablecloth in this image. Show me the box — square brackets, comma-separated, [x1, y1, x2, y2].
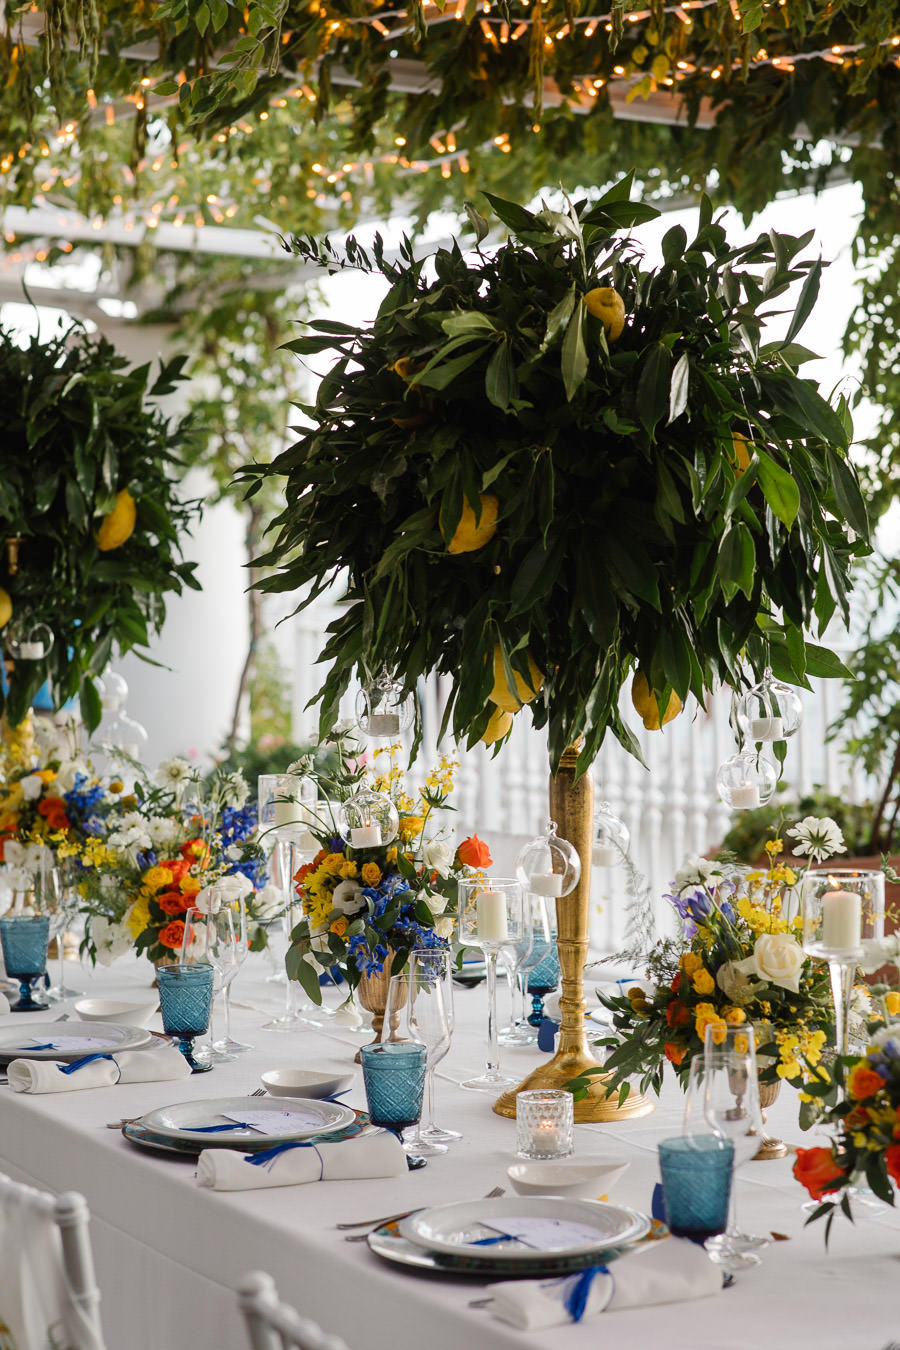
[1, 954, 899, 1350]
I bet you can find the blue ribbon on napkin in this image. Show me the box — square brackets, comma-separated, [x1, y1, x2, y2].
[561, 1267, 611, 1323]
[470, 1233, 515, 1247]
[243, 1140, 324, 1177]
[58, 1053, 121, 1080]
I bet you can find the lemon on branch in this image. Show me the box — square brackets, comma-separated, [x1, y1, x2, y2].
[731, 432, 752, 476]
[631, 669, 682, 730]
[480, 705, 514, 746]
[95, 489, 137, 551]
[0, 589, 11, 629]
[490, 644, 544, 712]
[448, 494, 499, 554]
[583, 287, 626, 342]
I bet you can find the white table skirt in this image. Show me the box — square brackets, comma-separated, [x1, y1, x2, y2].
[0, 953, 899, 1350]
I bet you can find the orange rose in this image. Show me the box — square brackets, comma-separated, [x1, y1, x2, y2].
[181, 838, 210, 865]
[158, 920, 186, 950]
[848, 1062, 885, 1101]
[158, 891, 189, 917]
[793, 1146, 845, 1201]
[664, 1041, 686, 1066]
[671, 971, 682, 994]
[457, 835, 492, 869]
[37, 796, 66, 817]
[886, 1144, 900, 1188]
[330, 916, 349, 937]
[161, 858, 191, 882]
[666, 1001, 691, 1028]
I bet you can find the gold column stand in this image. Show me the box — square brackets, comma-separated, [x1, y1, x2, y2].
[493, 744, 654, 1123]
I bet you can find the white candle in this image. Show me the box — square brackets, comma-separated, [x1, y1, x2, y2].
[19, 642, 43, 660]
[296, 830, 320, 855]
[592, 845, 618, 868]
[273, 797, 298, 829]
[751, 716, 783, 741]
[530, 871, 563, 897]
[731, 785, 760, 809]
[367, 712, 401, 736]
[536, 1118, 562, 1152]
[822, 889, 862, 950]
[350, 824, 382, 848]
[476, 889, 508, 943]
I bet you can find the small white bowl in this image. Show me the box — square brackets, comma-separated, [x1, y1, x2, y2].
[73, 998, 159, 1027]
[261, 1068, 355, 1100]
[507, 1158, 630, 1200]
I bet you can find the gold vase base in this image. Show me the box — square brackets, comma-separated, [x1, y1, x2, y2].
[492, 1053, 655, 1123]
[753, 1136, 789, 1161]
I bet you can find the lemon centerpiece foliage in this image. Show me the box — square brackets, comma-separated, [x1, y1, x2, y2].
[248, 177, 870, 774]
[0, 322, 201, 728]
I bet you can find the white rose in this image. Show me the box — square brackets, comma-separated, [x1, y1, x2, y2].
[19, 773, 43, 802]
[422, 839, 454, 877]
[56, 760, 88, 792]
[331, 880, 364, 915]
[871, 1023, 900, 1051]
[422, 890, 448, 916]
[736, 933, 804, 993]
[90, 917, 132, 966]
[254, 884, 284, 920]
[715, 960, 755, 1004]
[672, 854, 725, 898]
[215, 873, 254, 903]
[434, 916, 454, 940]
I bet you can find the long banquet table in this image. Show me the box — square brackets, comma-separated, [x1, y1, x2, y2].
[1, 953, 899, 1350]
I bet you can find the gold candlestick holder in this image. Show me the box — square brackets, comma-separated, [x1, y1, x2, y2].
[493, 744, 654, 1122]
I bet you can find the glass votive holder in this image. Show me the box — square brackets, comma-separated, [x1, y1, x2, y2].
[658, 1136, 734, 1242]
[800, 869, 885, 959]
[515, 1088, 574, 1159]
[360, 1042, 427, 1134]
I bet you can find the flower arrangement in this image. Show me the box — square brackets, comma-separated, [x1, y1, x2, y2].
[65, 761, 271, 965]
[285, 736, 490, 1004]
[571, 818, 847, 1103]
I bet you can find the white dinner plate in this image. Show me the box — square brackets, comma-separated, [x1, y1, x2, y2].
[0, 1021, 152, 1062]
[399, 1196, 649, 1262]
[137, 1095, 355, 1144]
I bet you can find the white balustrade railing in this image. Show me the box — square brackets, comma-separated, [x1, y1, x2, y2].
[290, 593, 870, 956]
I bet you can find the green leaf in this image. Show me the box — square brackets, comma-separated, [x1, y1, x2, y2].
[560, 306, 588, 402]
[415, 344, 490, 391]
[667, 352, 690, 424]
[541, 285, 576, 353]
[482, 192, 541, 235]
[441, 311, 497, 338]
[637, 343, 673, 435]
[464, 202, 490, 244]
[717, 521, 756, 599]
[485, 338, 516, 410]
[825, 446, 869, 538]
[756, 449, 800, 527]
[781, 258, 822, 348]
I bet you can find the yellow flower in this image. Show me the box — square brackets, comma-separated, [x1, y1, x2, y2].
[329, 916, 349, 937]
[694, 1003, 726, 1041]
[323, 852, 345, 873]
[885, 992, 900, 1017]
[143, 866, 174, 893]
[361, 862, 382, 886]
[764, 838, 782, 857]
[724, 1007, 747, 1024]
[180, 875, 201, 897]
[109, 779, 124, 794]
[692, 968, 715, 996]
[680, 952, 703, 976]
[398, 814, 425, 842]
[769, 865, 796, 886]
[37, 768, 56, 784]
[339, 860, 358, 879]
[126, 896, 151, 938]
[386, 847, 398, 863]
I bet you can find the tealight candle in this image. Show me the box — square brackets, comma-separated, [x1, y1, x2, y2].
[273, 797, 299, 829]
[821, 889, 862, 951]
[515, 1088, 574, 1159]
[530, 871, 563, 897]
[476, 889, 508, 943]
[592, 845, 618, 868]
[350, 824, 382, 848]
[750, 715, 783, 741]
[19, 642, 43, 660]
[367, 712, 401, 736]
[731, 785, 760, 809]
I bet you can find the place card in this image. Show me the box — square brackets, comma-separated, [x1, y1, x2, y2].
[220, 1109, 325, 1135]
[24, 1037, 118, 1052]
[480, 1217, 608, 1252]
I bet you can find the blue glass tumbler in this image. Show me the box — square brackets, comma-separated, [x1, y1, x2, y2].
[658, 1135, 734, 1244]
[0, 916, 51, 1012]
[360, 1042, 427, 1153]
[157, 963, 214, 1074]
[527, 938, 560, 1027]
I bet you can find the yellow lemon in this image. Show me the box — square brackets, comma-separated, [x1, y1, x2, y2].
[480, 706, 514, 746]
[389, 358, 428, 427]
[95, 489, 137, 551]
[583, 287, 626, 341]
[731, 432, 752, 476]
[0, 588, 12, 629]
[631, 669, 682, 730]
[448, 494, 499, 554]
[490, 644, 544, 713]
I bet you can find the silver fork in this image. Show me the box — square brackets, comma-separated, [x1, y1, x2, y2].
[340, 1184, 506, 1240]
[248, 1087, 266, 1097]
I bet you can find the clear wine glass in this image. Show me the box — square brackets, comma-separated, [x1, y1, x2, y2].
[409, 947, 460, 1143]
[457, 878, 525, 1091]
[181, 905, 240, 1063]
[213, 894, 251, 1054]
[382, 972, 450, 1157]
[699, 1025, 770, 1269]
[499, 897, 534, 1046]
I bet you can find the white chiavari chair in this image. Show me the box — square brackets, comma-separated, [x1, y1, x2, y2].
[239, 1272, 351, 1350]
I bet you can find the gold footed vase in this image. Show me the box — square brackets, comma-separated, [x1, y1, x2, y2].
[754, 1079, 788, 1160]
[493, 745, 654, 1123]
[353, 950, 397, 1063]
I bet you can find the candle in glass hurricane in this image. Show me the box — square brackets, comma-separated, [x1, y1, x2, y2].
[350, 824, 382, 848]
[530, 872, 564, 898]
[476, 889, 509, 943]
[592, 845, 618, 867]
[367, 712, 401, 737]
[821, 890, 862, 951]
[730, 785, 760, 809]
[750, 716, 783, 741]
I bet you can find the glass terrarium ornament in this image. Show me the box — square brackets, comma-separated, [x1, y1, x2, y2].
[715, 751, 777, 810]
[355, 668, 415, 739]
[592, 800, 630, 868]
[515, 820, 581, 899]
[338, 787, 399, 850]
[5, 619, 54, 661]
[736, 669, 803, 743]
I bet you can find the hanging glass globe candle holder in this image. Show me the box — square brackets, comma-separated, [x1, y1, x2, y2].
[5, 619, 54, 661]
[716, 751, 777, 811]
[515, 820, 581, 899]
[736, 669, 803, 743]
[592, 801, 630, 868]
[338, 787, 399, 850]
[355, 668, 415, 739]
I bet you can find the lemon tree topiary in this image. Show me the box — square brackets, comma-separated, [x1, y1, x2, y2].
[0, 321, 201, 729]
[246, 178, 871, 775]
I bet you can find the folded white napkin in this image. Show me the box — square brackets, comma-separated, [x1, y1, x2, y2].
[196, 1129, 405, 1190]
[486, 1238, 722, 1330]
[7, 1044, 191, 1093]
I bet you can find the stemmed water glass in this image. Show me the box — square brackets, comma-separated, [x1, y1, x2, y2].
[409, 947, 461, 1143]
[214, 895, 251, 1053]
[181, 902, 244, 1062]
[382, 971, 451, 1157]
[499, 897, 535, 1046]
[458, 878, 525, 1091]
[44, 860, 84, 1001]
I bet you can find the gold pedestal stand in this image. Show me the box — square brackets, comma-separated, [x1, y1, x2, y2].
[493, 745, 654, 1122]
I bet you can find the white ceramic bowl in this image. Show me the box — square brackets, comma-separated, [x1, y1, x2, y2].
[261, 1068, 355, 1100]
[73, 998, 159, 1028]
[507, 1158, 630, 1200]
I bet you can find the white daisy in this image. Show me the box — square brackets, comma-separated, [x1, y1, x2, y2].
[786, 816, 846, 863]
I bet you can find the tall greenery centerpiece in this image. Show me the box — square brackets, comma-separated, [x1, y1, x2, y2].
[0, 321, 201, 729]
[245, 178, 871, 1116]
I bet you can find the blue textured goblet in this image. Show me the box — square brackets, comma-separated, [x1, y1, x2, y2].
[0, 916, 51, 1012]
[157, 964, 214, 1074]
[360, 1042, 426, 1153]
[526, 938, 560, 1027]
[658, 1135, 734, 1244]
